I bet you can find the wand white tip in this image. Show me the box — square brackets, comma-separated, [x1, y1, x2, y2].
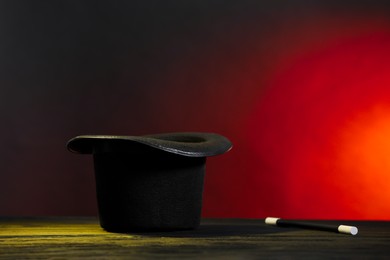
[338, 225, 358, 235]
[265, 217, 280, 225]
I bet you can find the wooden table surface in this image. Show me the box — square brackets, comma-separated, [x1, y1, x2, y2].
[0, 217, 389, 259]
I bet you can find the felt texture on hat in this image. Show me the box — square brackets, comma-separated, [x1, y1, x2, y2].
[93, 152, 206, 232]
[67, 132, 232, 157]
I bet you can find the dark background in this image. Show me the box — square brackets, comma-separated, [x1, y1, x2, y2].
[1, 0, 390, 219]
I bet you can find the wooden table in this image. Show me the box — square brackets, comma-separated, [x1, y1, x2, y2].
[0, 217, 389, 259]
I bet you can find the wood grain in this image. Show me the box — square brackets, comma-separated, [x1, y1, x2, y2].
[0, 217, 389, 259]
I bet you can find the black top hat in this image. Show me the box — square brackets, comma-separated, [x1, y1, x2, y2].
[67, 132, 232, 157]
[67, 132, 232, 233]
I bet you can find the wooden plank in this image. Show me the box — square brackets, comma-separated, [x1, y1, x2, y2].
[0, 218, 389, 258]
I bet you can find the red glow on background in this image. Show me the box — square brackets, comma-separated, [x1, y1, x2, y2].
[336, 105, 390, 218]
[156, 11, 390, 220]
[247, 31, 390, 219]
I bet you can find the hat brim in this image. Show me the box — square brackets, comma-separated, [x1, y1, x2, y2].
[67, 132, 232, 157]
